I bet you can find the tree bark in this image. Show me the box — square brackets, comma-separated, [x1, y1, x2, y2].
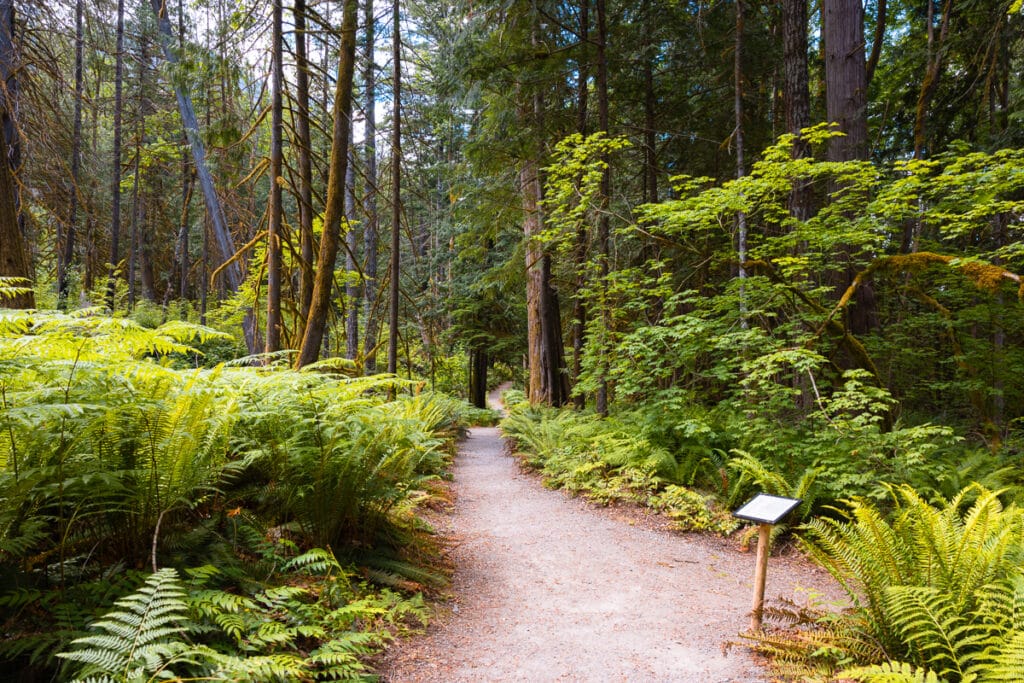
[127, 121, 142, 309]
[641, 0, 657, 204]
[824, 0, 874, 335]
[345, 140, 359, 360]
[0, 142, 28, 307]
[105, 0, 125, 311]
[58, 0, 85, 308]
[913, 0, 952, 160]
[295, 0, 359, 369]
[469, 347, 488, 409]
[363, 0, 379, 373]
[176, 0, 189, 303]
[735, 0, 748, 327]
[783, 0, 812, 220]
[0, 0, 29, 308]
[266, 0, 283, 354]
[865, 0, 886, 87]
[571, 0, 589, 409]
[823, 0, 868, 163]
[148, 0, 242, 293]
[387, 0, 401, 375]
[294, 0, 314, 333]
[524, 155, 546, 403]
[595, 0, 610, 415]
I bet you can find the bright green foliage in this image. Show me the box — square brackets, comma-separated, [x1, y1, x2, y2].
[501, 404, 737, 534]
[755, 486, 1024, 682]
[0, 310, 469, 678]
[186, 551, 428, 681]
[54, 550, 430, 682]
[841, 661, 945, 683]
[0, 277, 33, 303]
[648, 485, 739, 535]
[229, 372, 450, 549]
[541, 132, 631, 251]
[57, 567, 191, 682]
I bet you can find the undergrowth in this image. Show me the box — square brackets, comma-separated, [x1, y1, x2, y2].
[743, 485, 1024, 682]
[0, 309, 472, 679]
[500, 404, 739, 535]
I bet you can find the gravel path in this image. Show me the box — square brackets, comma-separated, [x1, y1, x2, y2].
[382, 398, 839, 682]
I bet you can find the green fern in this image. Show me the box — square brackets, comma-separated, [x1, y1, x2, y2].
[882, 587, 977, 679]
[57, 567, 192, 682]
[793, 486, 1024, 681]
[979, 629, 1024, 682]
[841, 661, 947, 683]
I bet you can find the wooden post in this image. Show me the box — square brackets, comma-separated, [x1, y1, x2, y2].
[750, 523, 771, 631]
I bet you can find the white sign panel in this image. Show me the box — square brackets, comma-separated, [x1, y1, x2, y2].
[733, 493, 802, 525]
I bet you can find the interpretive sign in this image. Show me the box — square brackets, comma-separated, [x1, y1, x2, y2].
[733, 493, 803, 632]
[732, 493, 802, 525]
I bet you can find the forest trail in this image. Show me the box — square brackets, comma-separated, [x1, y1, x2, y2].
[382, 389, 838, 682]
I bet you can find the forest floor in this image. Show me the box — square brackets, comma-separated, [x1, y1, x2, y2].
[381, 387, 843, 682]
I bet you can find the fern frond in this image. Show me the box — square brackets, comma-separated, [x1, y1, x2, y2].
[840, 661, 945, 683]
[57, 567, 191, 681]
[882, 586, 979, 679]
[284, 547, 343, 575]
[978, 629, 1024, 681]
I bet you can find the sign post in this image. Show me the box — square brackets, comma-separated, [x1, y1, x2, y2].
[733, 493, 802, 632]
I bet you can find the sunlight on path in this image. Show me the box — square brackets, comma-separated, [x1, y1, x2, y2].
[383, 411, 838, 682]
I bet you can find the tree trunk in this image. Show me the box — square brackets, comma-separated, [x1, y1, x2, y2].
[824, 0, 874, 336]
[571, 0, 589, 409]
[594, 0, 610, 415]
[524, 155, 546, 403]
[865, 0, 886, 87]
[542, 256, 569, 405]
[641, 0, 657, 204]
[0, 142, 28, 307]
[127, 126, 142, 309]
[294, 0, 359, 369]
[58, 0, 84, 308]
[266, 0, 283, 354]
[469, 347, 488, 409]
[200, 213, 208, 323]
[0, 0, 29, 308]
[345, 140, 359, 360]
[735, 0, 748, 327]
[176, 0, 189, 304]
[148, 0, 242, 294]
[0, 0, 20, 228]
[140, 197, 155, 300]
[176, 173, 192, 301]
[294, 0, 314, 333]
[823, 0, 868, 163]
[387, 0, 401, 375]
[105, 0, 125, 311]
[913, 0, 952, 160]
[363, 0, 379, 373]
[782, 0, 812, 220]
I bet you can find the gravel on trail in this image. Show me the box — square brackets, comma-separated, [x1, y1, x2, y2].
[382, 402, 841, 682]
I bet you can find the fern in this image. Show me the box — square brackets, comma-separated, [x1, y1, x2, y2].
[980, 629, 1024, 682]
[882, 587, 977, 679]
[841, 661, 947, 683]
[284, 546, 344, 575]
[791, 486, 1024, 682]
[2, 310, 467, 679]
[57, 567, 192, 682]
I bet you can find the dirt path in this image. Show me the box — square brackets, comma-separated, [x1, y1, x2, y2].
[383, 392, 839, 682]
